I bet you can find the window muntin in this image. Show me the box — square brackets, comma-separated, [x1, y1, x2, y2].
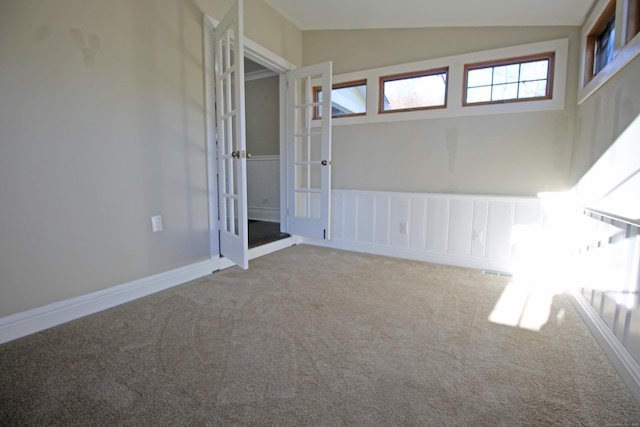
[313, 79, 366, 119]
[463, 53, 554, 106]
[379, 67, 448, 113]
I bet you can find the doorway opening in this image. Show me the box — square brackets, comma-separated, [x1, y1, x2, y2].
[244, 57, 290, 248]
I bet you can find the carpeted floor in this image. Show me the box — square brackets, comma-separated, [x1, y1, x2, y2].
[1, 245, 639, 425]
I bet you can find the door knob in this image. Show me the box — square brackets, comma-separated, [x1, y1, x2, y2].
[231, 151, 239, 158]
[321, 160, 328, 166]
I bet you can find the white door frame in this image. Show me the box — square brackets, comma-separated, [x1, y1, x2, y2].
[202, 14, 296, 269]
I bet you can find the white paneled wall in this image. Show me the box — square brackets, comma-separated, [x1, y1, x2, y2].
[247, 156, 280, 222]
[317, 190, 545, 273]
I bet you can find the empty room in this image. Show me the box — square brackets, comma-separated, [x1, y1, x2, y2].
[1, 0, 640, 424]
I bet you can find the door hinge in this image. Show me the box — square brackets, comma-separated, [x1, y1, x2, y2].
[323, 229, 326, 239]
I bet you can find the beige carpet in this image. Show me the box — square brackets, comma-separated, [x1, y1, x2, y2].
[1, 244, 639, 425]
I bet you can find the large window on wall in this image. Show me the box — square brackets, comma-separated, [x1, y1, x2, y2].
[379, 67, 448, 113]
[313, 79, 367, 119]
[463, 53, 555, 106]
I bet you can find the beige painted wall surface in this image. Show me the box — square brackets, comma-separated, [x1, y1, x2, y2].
[198, 0, 302, 67]
[303, 26, 581, 196]
[246, 76, 280, 156]
[0, 0, 300, 318]
[570, 54, 640, 186]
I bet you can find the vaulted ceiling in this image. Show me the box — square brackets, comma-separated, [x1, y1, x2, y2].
[264, 0, 596, 30]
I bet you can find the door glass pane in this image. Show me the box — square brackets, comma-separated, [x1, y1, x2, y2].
[310, 165, 322, 190]
[296, 164, 308, 189]
[296, 136, 309, 162]
[229, 72, 236, 112]
[295, 105, 309, 133]
[296, 192, 308, 217]
[310, 193, 321, 218]
[225, 198, 238, 235]
[310, 133, 322, 162]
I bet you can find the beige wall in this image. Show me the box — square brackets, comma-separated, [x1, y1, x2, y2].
[570, 54, 640, 186]
[0, 0, 300, 317]
[246, 76, 280, 156]
[303, 27, 581, 196]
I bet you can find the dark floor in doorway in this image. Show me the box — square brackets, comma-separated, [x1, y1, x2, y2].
[248, 220, 290, 248]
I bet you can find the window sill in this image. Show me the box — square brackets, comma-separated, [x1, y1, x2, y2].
[578, 32, 640, 104]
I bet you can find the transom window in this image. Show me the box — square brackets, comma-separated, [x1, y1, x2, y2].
[313, 79, 367, 119]
[379, 67, 448, 113]
[584, 1, 617, 85]
[463, 53, 554, 106]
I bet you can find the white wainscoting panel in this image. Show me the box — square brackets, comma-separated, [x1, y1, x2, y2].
[312, 190, 545, 273]
[247, 155, 280, 222]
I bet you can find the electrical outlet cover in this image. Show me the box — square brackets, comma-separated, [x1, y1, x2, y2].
[151, 215, 163, 232]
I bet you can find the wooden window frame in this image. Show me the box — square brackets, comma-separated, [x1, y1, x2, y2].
[584, 0, 617, 85]
[378, 67, 449, 114]
[313, 79, 367, 120]
[626, 0, 640, 44]
[462, 52, 555, 107]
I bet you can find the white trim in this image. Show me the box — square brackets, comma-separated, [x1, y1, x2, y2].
[203, 14, 220, 259]
[0, 236, 296, 345]
[578, 0, 640, 104]
[300, 236, 513, 273]
[579, 32, 640, 103]
[248, 207, 280, 222]
[304, 189, 545, 274]
[246, 69, 278, 81]
[320, 38, 569, 127]
[0, 259, 219, 344]
[568, 288, 640, 403]
[248, 236, 294, 259]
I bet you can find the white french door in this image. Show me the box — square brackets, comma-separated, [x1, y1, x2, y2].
[286, 62, 333, 240]
[214, 0, 248, 269]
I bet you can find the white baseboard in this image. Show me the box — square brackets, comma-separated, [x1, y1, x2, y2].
[0, 258, 219, 345]
[248, 207, 280, 222]
[300, 237, 513, 273]
[0, 238, 297, 345]
[568, 288, 640, 404]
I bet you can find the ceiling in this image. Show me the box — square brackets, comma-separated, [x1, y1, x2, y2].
[263, 0, 596, 30]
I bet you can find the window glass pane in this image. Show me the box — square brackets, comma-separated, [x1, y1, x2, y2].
[491, 83, 518, 101]
[520, 60, 549, 81]
[382, 71, 447, 112]
[316, 81, 366, 118]
[519, 80, 548, 98]
[466, 86, 492, 103]
[467, 68, 492, 87]
[594, 14, 616, 75]
[493, 64, 520, 84]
